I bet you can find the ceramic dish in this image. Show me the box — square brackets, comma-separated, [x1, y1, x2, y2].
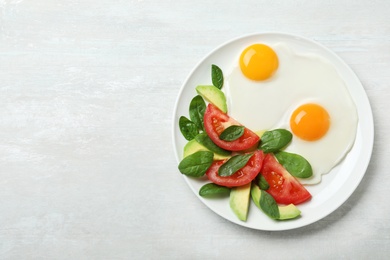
[172, 32, 374, 231]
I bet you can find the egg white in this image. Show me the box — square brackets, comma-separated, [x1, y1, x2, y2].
[226, 43, 358, 184]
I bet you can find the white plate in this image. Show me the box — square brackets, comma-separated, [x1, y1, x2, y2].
[172, 32, 374, 231]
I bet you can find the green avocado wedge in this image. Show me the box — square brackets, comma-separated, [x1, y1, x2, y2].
[196, 85, 227, 113]
[250, 184, 301, 220]
[183, 139, 230, 160]
[230, 182, 251, 221]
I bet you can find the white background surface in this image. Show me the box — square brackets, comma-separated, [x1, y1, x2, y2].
[0, 0, 388, 259]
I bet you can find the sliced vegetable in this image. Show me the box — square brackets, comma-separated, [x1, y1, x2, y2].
[203, 104, 259, 151]
[230, 183, 251, 221]
[260, 154, 311, 205]
[205, 150, 264, 187]
[278, 204, 301, 220]
[183, 139, 230, 160]
[196, 85, 227, 113]
[250, 184, 301, 220]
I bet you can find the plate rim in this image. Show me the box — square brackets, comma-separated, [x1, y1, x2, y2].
[172, 31, 374, 231]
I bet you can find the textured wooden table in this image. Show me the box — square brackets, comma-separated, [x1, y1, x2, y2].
[0, 0, 389, 259]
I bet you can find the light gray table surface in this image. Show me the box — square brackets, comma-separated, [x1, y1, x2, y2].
[0, 0, 389, 259]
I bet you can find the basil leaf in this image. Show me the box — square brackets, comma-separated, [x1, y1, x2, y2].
[218, 153, 253, 177]
[211, 64, 223, 89]
[199, 183, 230, 197]
[179, 116, 198, 141]
[178, 151, 214, 177]
[189, 95, 206, 131]
[258, 175, 269, 190]
[219, 125, 245, 141]
[275, 151, 313, 178]
[259, 129, 292, 153]
[195, 133, 231, 156]
[260, 190, 280, 219]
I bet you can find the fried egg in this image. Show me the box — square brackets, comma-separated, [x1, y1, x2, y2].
[226, 43, 358, 184]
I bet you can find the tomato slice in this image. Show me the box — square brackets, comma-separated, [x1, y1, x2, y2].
[206, 150, 264, 187]
[260, 153, 311, 205]
[203, 104, 260, 151]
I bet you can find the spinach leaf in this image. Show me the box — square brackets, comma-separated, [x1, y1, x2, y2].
[260, 190, 280, 219]
[219, 125, 245, 141]
[259, 129, 292, 153]
[178, 151, 214, 177]
[258, 175, 270, 190]
[275, 151, 313, 178]
[179, 116, 198, 141]
[199, 183, 230, 197]
[195, 133, 231, 156]
[218, 153, 253, 177]
[211, 64, 223, 89]
[189, 95, 206, 131]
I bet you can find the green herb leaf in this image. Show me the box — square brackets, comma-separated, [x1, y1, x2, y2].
[195, 133, 231, 156]
[189, 95, 206, 131]
[211, 64, 224, 89]
[258, 175, 270, 190]
[218, 153, 253, 177]
[275, 151, 313, 178]
[199, 183, 230, 197]
[219, 125, 245, 141]
[178, 151, 214, 177]
[179, 116, 198, 141]
[259, 129, 292, 153]
[260, 190, 280, 219]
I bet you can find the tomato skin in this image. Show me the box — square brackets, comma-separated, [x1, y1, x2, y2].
[260, 153, 311, 205]
[206, 150, 265, 187]
[203, 104, 260, 151]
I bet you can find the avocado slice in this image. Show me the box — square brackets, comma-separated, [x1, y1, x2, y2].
[183, 139, 230, 160]
[250, 184, 301, 220]
[196, 85, 227, 113]
[278, 204, 301, 220]
[230, 182, 251, 221]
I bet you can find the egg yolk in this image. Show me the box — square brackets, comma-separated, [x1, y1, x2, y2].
[239, 44, 279, 81]
[290, 103, 330, 141]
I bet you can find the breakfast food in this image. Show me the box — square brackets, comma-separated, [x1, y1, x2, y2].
[227, 43, 358, 184]
[177, 41, 359, 222]
[239, 44, 279, 81]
